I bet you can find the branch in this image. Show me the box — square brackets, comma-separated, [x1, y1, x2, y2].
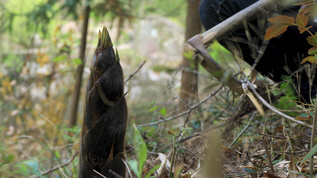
[245, 80, 313, 129]
[124, 60, 146, 84]
[138, 85, 223, 127]
[229, 114, 256, 148]
[41, 151, 79, 176]
[262, 136, 276, 174]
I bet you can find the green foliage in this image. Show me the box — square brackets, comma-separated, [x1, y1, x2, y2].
[209, 41, 232, 63]
[148, 103, 167, 117]
[273, 76, 297, 114]
[145, 164, 160, 178]
[2, 54, 24, 72]
[183, 50, 194, 61]
[16, 159, 41, 177]
[131, 124, 147, 178]
[160, 107, 167, 116]
[59, 125, 81, 143]
[148, 106, 159, 112]
[143, 0, 186, 19]
[61, 0, 81, 19]
[71, 58, 82, 65]
[152, 65, 175, 74]
[127, 125, 160, 178]
[52, 54, 68, 63]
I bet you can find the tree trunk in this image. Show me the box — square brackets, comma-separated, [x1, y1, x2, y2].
[179, 0, 201, 111]
[69, 4, 90, 127]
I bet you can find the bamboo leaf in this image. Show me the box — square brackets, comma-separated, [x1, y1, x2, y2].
[148, 106, 158, 112]
[133, 124, 147, 178]
[145, 165, 160, 178]
[300, 143, 317, 165]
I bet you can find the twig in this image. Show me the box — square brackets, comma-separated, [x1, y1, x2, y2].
[262, 136, 275, 174]
[138, 85, 223, 127]
[180, 147, 204, 160]
[245, 80, 313, 128]
[93, 169, 107, 178]
[176, 110, 193, 143]
[34, 110, 57, 129]
[169, 133, 177, 178]
[122, 158, 133, 178]
[271, 150, 310, 154]
[40, 151, 79, 176]
[0, 162, 8, 167]
[178, 133, 203, 144]
[124, 60, 146, 84]
[170, 76, 191, 110]
[258, 133, 286, 139]
[109, 170, 124, 178]
[229, 114, 256, 148]
[310, 95, 317, 176]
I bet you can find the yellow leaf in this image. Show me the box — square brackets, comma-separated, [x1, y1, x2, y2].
[296, 116, 310, 121]
[68, 28, 74, 44]
[1, 76, 12, 95]
[36, 51, 50, 67]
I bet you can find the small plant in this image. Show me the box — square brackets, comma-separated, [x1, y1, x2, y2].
[129, 124, 159, 178]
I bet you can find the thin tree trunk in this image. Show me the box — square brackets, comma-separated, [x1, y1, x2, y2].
[179, 0, 201, 111]
[69, 4, 90, 127]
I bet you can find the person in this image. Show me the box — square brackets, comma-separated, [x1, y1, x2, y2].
[199, 0, 317, 102]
